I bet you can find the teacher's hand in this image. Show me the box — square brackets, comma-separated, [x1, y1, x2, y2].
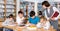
[50, 17, 55, 20]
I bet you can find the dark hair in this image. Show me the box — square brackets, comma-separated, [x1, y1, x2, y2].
[38, 11, 42, 15]
[9, 14, 14, 18]
[30, 11, 35, 17]
[18, 10, 24, 14]
[42, 1, 50, 7]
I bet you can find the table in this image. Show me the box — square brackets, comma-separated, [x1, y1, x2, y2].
[0, 22, 3, 28]
[0, 22, 56, 31]
[16, 26, 56, 31]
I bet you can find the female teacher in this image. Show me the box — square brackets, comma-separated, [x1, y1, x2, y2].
[41, 1, 60, 30]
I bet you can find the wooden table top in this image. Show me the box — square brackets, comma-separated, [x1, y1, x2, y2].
[0, 22, 3, 28]
[0, 22, 56, 31]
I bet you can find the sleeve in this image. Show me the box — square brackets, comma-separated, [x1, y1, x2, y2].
[2, 19, 9, 26]
[12, 20, 14, 23]
[53, 7, 60, 20]
[16, 16, 21, 25]
[36, 23, 42, 28]
[44, 21, 50, 29]
[16, 16, 20, 24]
[44, 11, 50, 20]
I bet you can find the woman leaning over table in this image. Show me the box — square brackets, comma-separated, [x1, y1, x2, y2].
[41, 1, 60, 31]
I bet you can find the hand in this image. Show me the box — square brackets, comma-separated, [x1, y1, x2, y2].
[30, 24, 36, 27]
[26, 23, 36, 27]
[9, 22, 13, 25]
[50, 17, 55, 20]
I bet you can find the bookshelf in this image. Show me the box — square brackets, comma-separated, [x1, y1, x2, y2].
[37, 3, 42, 11]
[0, 0, 5, 21]
[20, 1, 35, 17]
[0, 0, 16, 22]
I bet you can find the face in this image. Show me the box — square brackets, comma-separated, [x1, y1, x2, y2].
[40, 19, 44, 23]
[10, 18, 13, 21]
[42, 5, 46, 9]
[18, 13, 23, 18]
[41, 18, 46, 23]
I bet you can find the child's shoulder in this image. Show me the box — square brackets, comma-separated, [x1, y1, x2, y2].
[35, 16, 40, 19]
[29, 17, 32, 20]
[35, 16, 39, 18]
[29, 17, 31, 18]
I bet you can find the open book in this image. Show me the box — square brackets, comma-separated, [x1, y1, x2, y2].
[51, 11, 59, 18]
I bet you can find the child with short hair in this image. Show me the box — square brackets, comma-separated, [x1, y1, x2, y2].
[37, 16, 50, 29]
[2, 14, 14, 26]
[28, 11, 40, 25]
[38, 11, 42, 17]
[2, 14, 14, 31]
[16, 10, 25, 26]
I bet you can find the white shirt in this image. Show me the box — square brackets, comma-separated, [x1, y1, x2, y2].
[45, 7, 60, 20]
[47, 8, 50, 14]
[16, 16, 24, 25]
[2, 18, 14, 26]
[37, 21, 50, 29]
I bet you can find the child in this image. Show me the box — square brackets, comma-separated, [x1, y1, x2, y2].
[16, 10, 25, 26]
[2, 14, 14, 31]
[37, 16, 50, 29]
[38, 11, 42, 18]
[2, 14, 14, 26]
[28, 11, 40, 25]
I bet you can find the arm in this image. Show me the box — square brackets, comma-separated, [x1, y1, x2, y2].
[16, 16, 21, 25]
[44, 11, 50, 20]
[2, 19, 9, 26]
[37, 17, 40, 23]
[26, 21, 36, 27]
[44, 21, 50, 29]
[27, 21, 31, 24]
[36, 23, 42, 28]
[26, 18, 32, 26]
[26, 18, 36, 26]
[53, 7, 60, 20]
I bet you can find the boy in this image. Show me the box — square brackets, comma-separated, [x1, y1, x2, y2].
[28, 11, 40, 25]
[2, 14, 14, 26]
[37, 16, 50, 30]
[16, 10, 25, 26]
[2, 14, 14, 31]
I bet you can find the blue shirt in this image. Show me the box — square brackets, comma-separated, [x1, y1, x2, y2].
[29, 16, 40, 24]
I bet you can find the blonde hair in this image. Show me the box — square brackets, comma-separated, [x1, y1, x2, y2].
[40, 16, 47, 21]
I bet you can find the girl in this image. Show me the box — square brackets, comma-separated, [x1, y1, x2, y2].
[37, 16, 50, 30]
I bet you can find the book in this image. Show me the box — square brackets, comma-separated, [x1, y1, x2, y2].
[51, 11, 59, 18]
